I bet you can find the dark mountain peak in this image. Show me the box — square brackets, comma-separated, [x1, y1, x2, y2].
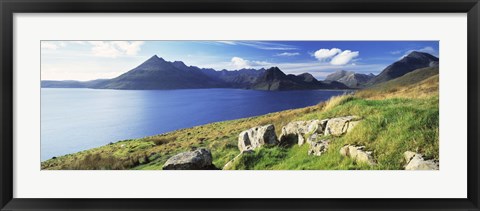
[298, 73, 317, 82]
[130, 55, 171, 72]
[263, 67, 286, 79]
[404, 51, 438, 61]
[265, 66, 282, 73]
[146, 55, 164, 62]
[299, 72, 314, 77]
[173, 60, 185, 65]
[369, 52, 439, 85]
[337, 70, 351, 74]
[172, 61, 189, 70]
[325, 69, 354, 81]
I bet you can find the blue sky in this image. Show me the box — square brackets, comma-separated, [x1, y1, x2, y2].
[41, 41, 439, 81]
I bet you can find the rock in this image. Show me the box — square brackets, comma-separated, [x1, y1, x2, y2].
[238, 124, 278, 152]
[308, 139, 329, 156]
[162, 148, 215, 170]
[223, 150, 254, 170]
[404, 151, 439, 170]
[340, 145, 376, 165]
[279, 119, 328, 146]
[346, 121, 361, 133]
[324, 116, 361, 136]
[404, 151, 417, 162]
[306, 132, 320, 143]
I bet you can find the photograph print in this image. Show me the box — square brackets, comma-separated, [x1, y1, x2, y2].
[40, 41, 439, 170]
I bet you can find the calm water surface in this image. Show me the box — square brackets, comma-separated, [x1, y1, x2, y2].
[41, 88, 347, 161]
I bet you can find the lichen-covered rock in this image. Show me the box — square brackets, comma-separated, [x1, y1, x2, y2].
[324, 116, 361, 136]
[279, 119, 328, 146]
[308, 139, 329, 156]
[238, 124, 278, 152]
[306, 132, 321, 143]
[340, 145, 376, 165]
[346, 120, 361, 133]
[222, 150, 254, 170]
[162, 148, 215, 170]
[404, 151, 439, 170]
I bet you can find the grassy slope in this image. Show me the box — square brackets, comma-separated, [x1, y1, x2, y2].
[42, 69, 439, 170]
[356, 66, 438, 99]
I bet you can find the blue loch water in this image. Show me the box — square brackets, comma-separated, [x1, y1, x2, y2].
[41, 88, 347, 161]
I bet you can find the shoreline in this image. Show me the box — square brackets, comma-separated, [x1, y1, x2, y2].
[41, 93, 346, 161]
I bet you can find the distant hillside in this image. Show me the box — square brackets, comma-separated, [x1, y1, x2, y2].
[199, 68, 266, 88]
[99, 56, 227, 90]
[250, 67, 348, 90]
[41, 79, 109, 88]
[357, 66, 439, 99]
[41, 55, 349, 91]
[325, 70, 375, 88]
[368, 51, 438, 85]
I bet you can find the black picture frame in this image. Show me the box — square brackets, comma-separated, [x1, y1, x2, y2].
[1, 0, 479, 210]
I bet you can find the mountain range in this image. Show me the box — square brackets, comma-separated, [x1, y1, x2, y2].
[42, 51, 439, 91]
[41, 55, 348, 91]
[324, 51, 439, 88]
[325, 70, 375, 88]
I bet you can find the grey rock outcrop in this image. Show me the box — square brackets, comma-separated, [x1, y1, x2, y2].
[279, 119, 328, 146]
[404, 151, 439, 170]
[162, 148, 215, 170]
[340, 145, 376, 165]
[238, 124, 278, 152]
[324, 116, 361, 136]
[308, 138, 330, 156]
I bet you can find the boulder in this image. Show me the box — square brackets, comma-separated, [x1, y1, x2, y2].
[238, 124, 278, 152]
[324, 116, 361, 136]
[308, 138, 329, 156]
[279, 119, 328, 146]
[222, 150, 254, 170]
[404, 151, 439, 170]
[306, 132, 321, 143]
[340, 145, 376, 165]
[162, 148, 215, 170]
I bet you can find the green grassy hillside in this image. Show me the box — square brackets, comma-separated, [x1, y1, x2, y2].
[42, 70, 439, 170]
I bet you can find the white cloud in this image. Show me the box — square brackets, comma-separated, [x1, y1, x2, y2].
[88, 41, 144, 58]
[216, 41, 297, 51]
[314, 48, 342, 60]
[409, 46, 436, 55]
[330, 50, 360, 65]
[216, 41, 237, 45]
[313, 48, 359, 65]
[231, 57, 249, 68]
[399, 46, 438, 59]
[230, 57, 271, 69]
[276, 52, 300, 57]
[41, 42, 59, 50]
